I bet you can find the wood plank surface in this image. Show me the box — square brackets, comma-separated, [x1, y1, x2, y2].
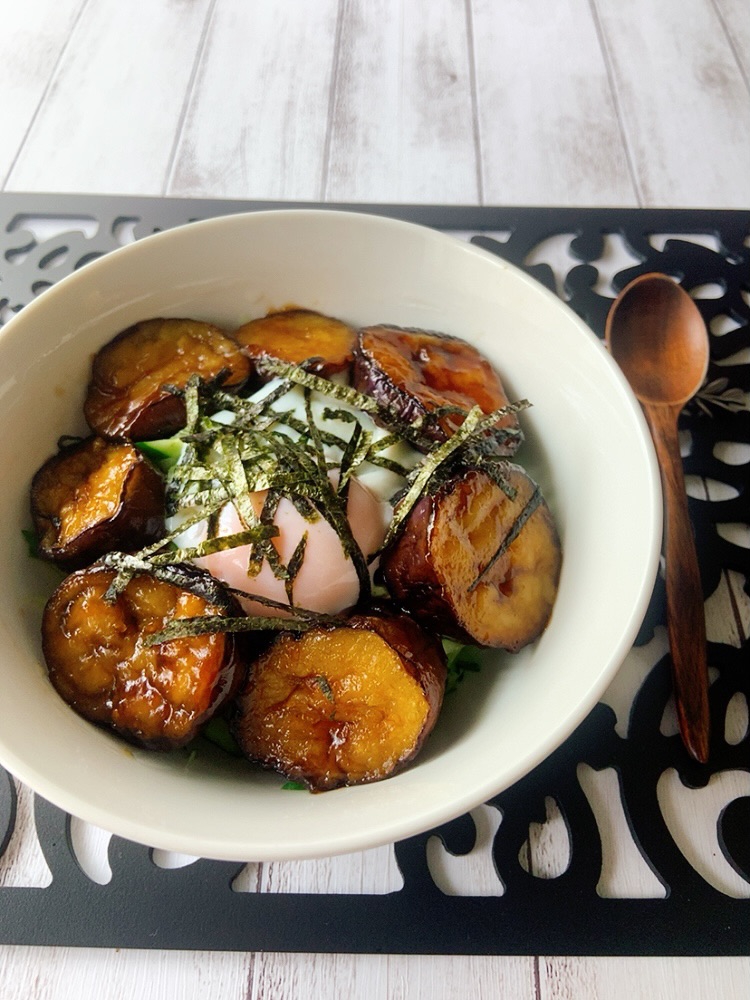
[167, 0, 341, 200]
[1, 1, 749, 997]
[0, 0, 84, 186]
[715, 0, 750, 84]
[471, 0, 637, 207]
[323, 0, 479, 203]
[5, 0, 213, 194]
[592, 0, 750, 207]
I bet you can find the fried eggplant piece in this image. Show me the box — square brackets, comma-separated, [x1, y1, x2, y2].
[381, 466, 562, 651]
[234, 308, 357, 377]
[31, 436, 165, 570]
[231, 609, 447, 790]
[353, 325, 521, 451]
[42, 563, 243, 750]
[84, 317, 251, 440]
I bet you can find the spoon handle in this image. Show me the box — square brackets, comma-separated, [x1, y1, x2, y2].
[643, 402, 710, 763]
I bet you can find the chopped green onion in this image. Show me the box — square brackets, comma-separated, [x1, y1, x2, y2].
[21, 528, 40, 559]
[442, 638, 483, 694]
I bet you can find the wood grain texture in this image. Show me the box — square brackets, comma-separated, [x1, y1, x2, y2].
[0, 0, 85, 186]
[6, 0, 213, 194]
[249, 953, 537, 1000]
[642, 401, 711, 762]
[0, 946, 252, 1000]
[324, 0, 479, 203]
[540, 956, 750, 1000]
[714, 0, 750, 85]
[471, 0, 637, 207]
[592, 0, 750, 206]
[0, 782, 51, 889]
[168, 0, 340, 200]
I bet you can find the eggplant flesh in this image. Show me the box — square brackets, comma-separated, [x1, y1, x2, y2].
[381, 466, 562, 651]
[84, 317, 251, 440]
[41, 563, 243, 750]
[231, 609, 447, 790]
[31, 435, 165, 570]
[234, 308, 357, 378]
[353, 325, 522, 452]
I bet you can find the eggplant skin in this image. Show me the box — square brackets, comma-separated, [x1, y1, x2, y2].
[234, 308, 357, 378]
[84, 317, 251, 440]
[41, 563, 244, 750]
[30, 435, 165, 571]
[231, 609, 447, 791]
[353, 325, 522, 452]
[381, 466, 562, 651]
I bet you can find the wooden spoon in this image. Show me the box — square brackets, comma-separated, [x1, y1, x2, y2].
[605, 272, 710, 763]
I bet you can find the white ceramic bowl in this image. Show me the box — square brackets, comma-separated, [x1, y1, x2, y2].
[0, 209, 660, 861]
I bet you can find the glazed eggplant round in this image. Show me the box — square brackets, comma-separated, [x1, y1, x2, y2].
[42, 563, 244, 750]
[231, 609, 447, 790]
[31, 435, 165, 570]
[353, 325, 521, 452]
[84, 317, 251, 440]
[234, 308, 357, 377]
[381, 466, 562, 651]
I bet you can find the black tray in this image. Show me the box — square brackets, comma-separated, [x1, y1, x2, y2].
[1, 195, 748, 954]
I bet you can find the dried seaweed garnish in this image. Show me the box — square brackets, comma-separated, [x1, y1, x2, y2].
[377, 401, 528, 555]
[149, 525, 278, 565]
[181, 375, 202, 436]
[255, 357, 382, 416]
[253, 490, 288, 582]
[338, 417, 371, 492]
[224, 588, 345, 623]
[315, 675, 334, 701]
[100, 552, 157, 601]
[467, 484, 542, 593]
[144, 614, 311, 646]
[285, 532, 308, 604]
[302, 387, 372, 602]
[144, 588, 344, 645]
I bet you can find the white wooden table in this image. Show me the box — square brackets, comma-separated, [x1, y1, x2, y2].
[1, 2, 749, 997]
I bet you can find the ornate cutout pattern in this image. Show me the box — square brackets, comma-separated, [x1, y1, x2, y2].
[0, 196, 748, 954]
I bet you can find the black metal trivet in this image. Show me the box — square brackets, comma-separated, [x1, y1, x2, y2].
[0, 195, 748, 954]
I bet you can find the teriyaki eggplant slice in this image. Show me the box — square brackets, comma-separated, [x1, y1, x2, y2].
[84, 317, 251, 440]
[31, 435, 165, 570]
[353, 325, 522, 453]
[231, 607, 447, 790]
[381, 465, 562, 651]
[41, 562, 245, 750]
[234, 308, 357, 378]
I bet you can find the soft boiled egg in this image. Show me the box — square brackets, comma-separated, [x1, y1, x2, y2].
[191, 479, 385, 616]
[169, 379, 419, 617]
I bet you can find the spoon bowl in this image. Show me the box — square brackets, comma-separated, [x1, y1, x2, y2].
[607, 273, 709, 405]
[606, 272, 711, 763]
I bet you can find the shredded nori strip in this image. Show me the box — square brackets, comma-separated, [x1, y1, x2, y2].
[376, 402, 528, 554]
[467, 484, 543, 593]
[285, 532, 308, 604]
[149, 525, 278, 565]
[224, 588, 345, 623]
[254, 358, 382, 416]
[144, 614, 311, 646]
